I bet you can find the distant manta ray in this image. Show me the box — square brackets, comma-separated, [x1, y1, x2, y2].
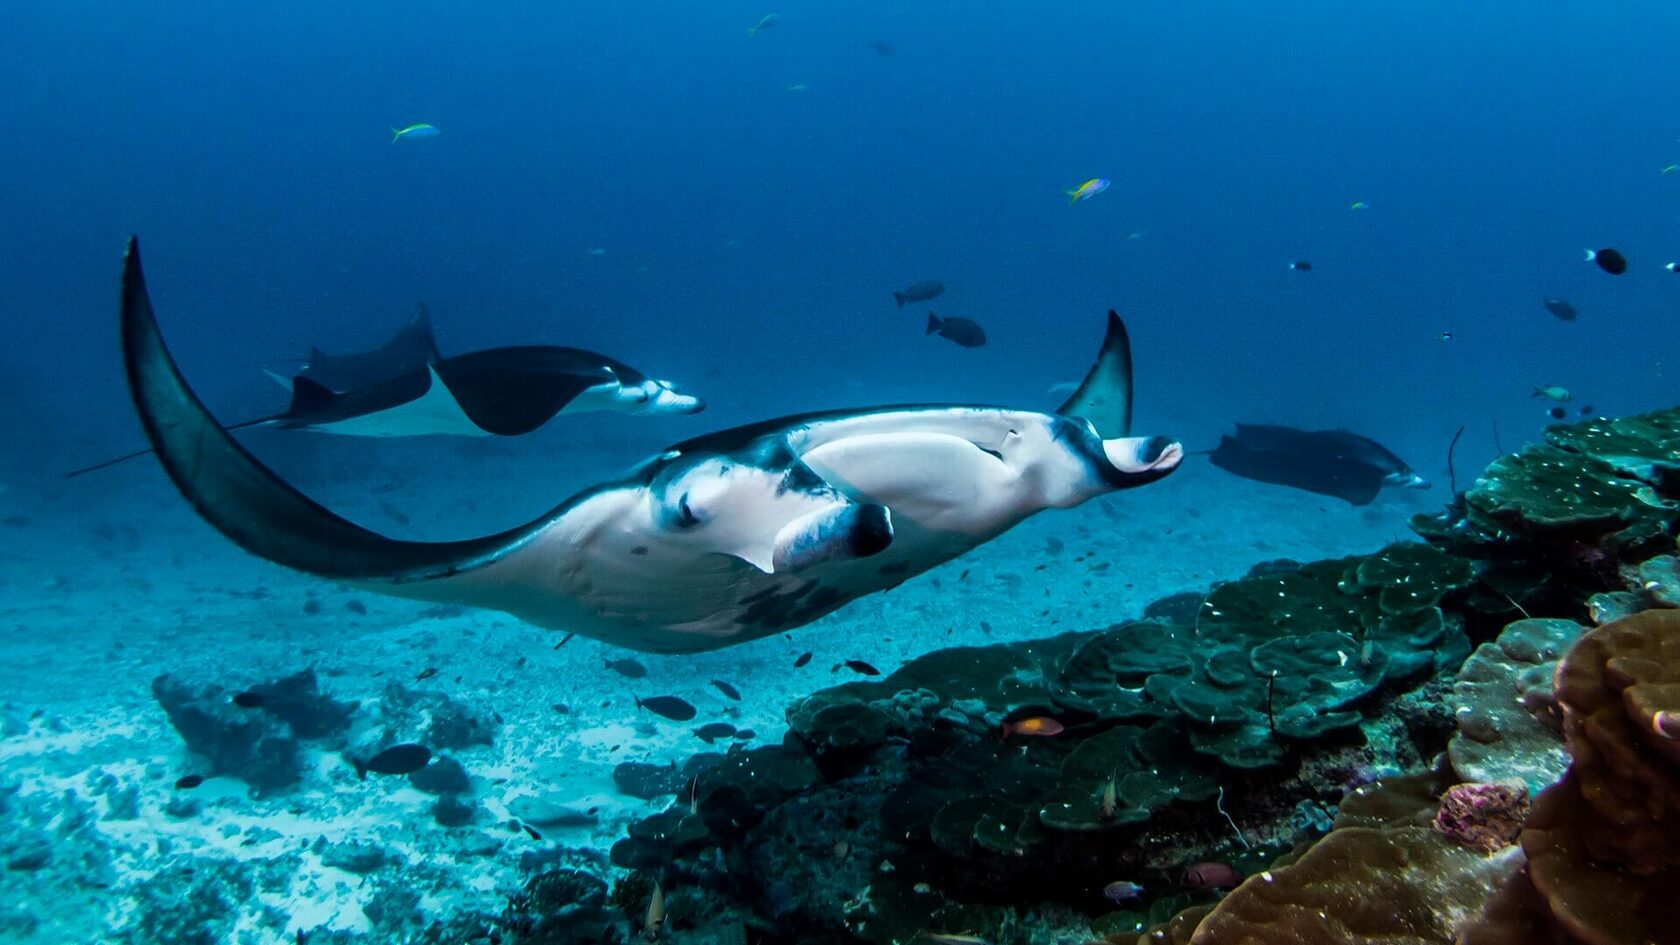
[1204, 423, 1429, 506]
[117, 237, 1182, 653]
[67, 299, 704, 477]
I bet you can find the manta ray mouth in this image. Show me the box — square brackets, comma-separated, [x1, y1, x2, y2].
[1103, 435, 1184, 477]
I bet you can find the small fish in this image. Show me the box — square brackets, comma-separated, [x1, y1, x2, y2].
[1585, 247, 1627, 275]
[605, 658, 649, 679]
[522, 822, 543, 841]
[710, 679, 742, 701]
[868, 40, 896, 56]
[1000, 716, 1064, 739]
[1045, 536, 1064, 554]
[1102, 879, 1145, 903]
[553, 632, 575, 650]
[893, 280, 945, 307]
[1436, 331, 1453, 343]
[390, 123, 440, 143]
[635, 695, 698, 722]
[747, 13, 778, 36]
[785, 84, 809, 93]
[174, 774, 205, 790]
[644, 882, 666, 941]
[1182, 862, 1242, 888]
[1663, 164, 1679, 174]
[1532, 385, 1572, 402]
[1349, 201, 1369, 211]
[1098, 774, 1117, 821]
[1667, 262, 1679, 273]
[926, 312, 987, 348]
[922, 935, 989, 945]
[354, 743, 432, 779]
[1289, 260, 1313, 272]
[693, 722, 737, 743]
[415, 667, 438, 682]
[1549, 406, 1567, 420]
[1065, 178, 1110, 204]
[734, 729, 756, 740]
[843, 659, 881, 676]
[794, 651, 813, 668]
[231, 691, 263, 708]
[1580, 404, 1595, 416]
[1542, 297, 1579, 321]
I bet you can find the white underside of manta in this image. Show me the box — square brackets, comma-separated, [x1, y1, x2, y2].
[118, 238, 1182, 653]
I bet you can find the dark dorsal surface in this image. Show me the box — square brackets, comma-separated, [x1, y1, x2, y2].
[431, 346, 636, 436]
[298, 304, 443, 391]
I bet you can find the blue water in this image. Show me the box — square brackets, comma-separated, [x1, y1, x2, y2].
[6, 4, 1680, 941]
[6, 1, 1679, 488]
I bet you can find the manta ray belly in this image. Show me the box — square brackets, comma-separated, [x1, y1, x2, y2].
[800, 431, 1028, 535]
[306, 373, 491, 438]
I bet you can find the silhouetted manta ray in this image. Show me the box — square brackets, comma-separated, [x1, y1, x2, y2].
[118, 237, 1182, 653]
[67, 294, 703, 477]
[1205, 423, 1429, 506]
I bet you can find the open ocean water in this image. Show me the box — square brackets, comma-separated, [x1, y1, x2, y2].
[1, 2, 1678, 943]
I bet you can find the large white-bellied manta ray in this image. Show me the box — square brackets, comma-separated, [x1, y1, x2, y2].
[120, 238, 1182, 653]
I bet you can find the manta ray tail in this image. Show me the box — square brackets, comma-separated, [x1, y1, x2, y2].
[1055, 309, 1134, 438]
[118, 237, 546, 582]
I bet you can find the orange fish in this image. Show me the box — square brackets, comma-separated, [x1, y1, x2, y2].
[1000, 716, 1064, 739]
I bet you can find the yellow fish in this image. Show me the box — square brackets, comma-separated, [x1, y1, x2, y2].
[390, 123, 440, 143]
[1065, 178, 1110, 205]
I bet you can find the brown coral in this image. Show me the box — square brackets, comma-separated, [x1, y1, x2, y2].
[1459, 608, 1680, 945]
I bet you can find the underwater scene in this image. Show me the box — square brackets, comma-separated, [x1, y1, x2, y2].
[4, 2, 1680, 943]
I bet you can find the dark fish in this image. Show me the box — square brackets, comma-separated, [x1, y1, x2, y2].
[868, 40, 896, 56]
[1579, 404, 1594, 416]
[635, 695, 698, 722]
[794, 651, 813, 668]
[843, 659, 881, 676]
[1045, 536, 1064, 555]
[605, 658, 648, 679]
[1182, 862, 1241, 888]
[734, 729, 756, 740]
[1585, 247, 1627, 275]
[1289, 260, 1312, 271]
[710, 679, 742, 701]
[554, 632, 575, 650]
[522, 823, 543, 841]
[1549, 406, 1566, 420]
[175, 774, 205, 790]
[355, 743, 432, 779]
[1542, 297, 1578, 321]
[415, 667, 438, 682]
[693, 722, 737, 743]
[231, 691, 263, 708]
[893, 280, 944, 307]
[926, 312, 987, 348]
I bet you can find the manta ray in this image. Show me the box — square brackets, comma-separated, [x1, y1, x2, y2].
[120, 237, 1182, 653]
[1206, 423, 1429, 506]
[67, 294, 703, 477]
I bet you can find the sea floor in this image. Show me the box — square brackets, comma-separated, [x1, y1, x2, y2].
[0, 438, 1434, 941]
